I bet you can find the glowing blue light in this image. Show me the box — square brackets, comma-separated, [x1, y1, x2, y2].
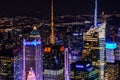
[87, 67, 93, 72]
[105, 42, 117, 49]
[72, 33, 82, 36]
[23, 41, 41, 46]
[76, 65, 84, 68]
[86, 64, 90, 67]
[73, 33, 78, 36]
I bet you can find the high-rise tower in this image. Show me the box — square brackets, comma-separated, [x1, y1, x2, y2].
[82, 22, 106, 80]
[14, 26, 43, 80]
[23, 26, 43, 80]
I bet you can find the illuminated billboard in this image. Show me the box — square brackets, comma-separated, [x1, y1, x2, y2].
[105, 42, 117, 49]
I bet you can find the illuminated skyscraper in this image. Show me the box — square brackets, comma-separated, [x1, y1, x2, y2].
[82, 27, 99, 66]
[43, 0, 64, 80]
[82, 23, 106, 80]
[14, 26, 43, 80]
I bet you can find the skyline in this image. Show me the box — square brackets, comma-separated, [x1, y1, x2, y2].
[0, 0, 120, 16]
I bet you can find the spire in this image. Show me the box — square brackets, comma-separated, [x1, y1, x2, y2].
[94, 0, 98, 28]
[33, 26, 37, 30]
[50, 0, 55, 44]
[30, 26, 40, 39]
[30, 26, 40, 35]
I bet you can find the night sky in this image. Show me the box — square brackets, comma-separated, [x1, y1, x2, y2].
[0, 0, 120, 16]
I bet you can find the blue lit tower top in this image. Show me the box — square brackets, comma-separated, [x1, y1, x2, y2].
[23, 26, 41, 46]
[30, 26, 41, 39]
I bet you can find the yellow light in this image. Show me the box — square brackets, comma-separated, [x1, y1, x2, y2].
[33, 26, 37, 30]
[60, 46, 64, 52]
[44, 47, 51, 53]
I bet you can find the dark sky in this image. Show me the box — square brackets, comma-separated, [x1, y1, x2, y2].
[0, 0, 120, 16]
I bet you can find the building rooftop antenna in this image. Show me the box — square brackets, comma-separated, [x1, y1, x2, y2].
[94, 0, 98, 28]
[50, 0, 55, 44]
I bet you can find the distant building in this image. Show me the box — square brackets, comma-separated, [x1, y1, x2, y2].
[14, 47, 23, 80]
[71, 61, 98, 80]
[0, 49, 14, 80]
[64, 31, 84, 63]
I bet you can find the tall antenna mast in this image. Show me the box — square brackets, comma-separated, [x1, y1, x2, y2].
[50, 0, 55, 44]
[94, 0, 98, 28]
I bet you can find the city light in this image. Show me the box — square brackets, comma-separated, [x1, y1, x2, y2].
[23, 40, 41, 46]
[76, 65, 84, 68]
[0, 0, 120, 80]
[105, 42, 117, 49]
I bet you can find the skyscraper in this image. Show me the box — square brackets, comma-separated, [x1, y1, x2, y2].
[43, 0, 64, 79]
[14, 26, 43, 80]
[43, 44, 64, 80]
[82, 23, 106, 80]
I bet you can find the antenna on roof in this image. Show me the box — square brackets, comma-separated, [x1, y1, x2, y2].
[94, 0, 98, 28]
[50, 0, 55, 44]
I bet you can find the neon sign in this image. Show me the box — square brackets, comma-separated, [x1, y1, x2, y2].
[23, 41, 41, 46]
[105, 42, 117, 49]
[76, 65, 84, 68]
[72, 33, 82, 36]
